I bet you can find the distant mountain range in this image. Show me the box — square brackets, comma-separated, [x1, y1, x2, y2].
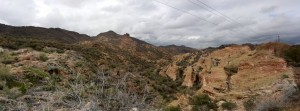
[0, 23, 198, 55]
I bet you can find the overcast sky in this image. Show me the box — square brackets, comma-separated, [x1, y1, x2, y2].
[0, 0, 300, 48]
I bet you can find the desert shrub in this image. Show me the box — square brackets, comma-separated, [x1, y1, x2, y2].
[0, 52, 18, 64]
[178, 67, 184, 78]
[0, 66, 22, 88]
[56, 49, 65, 53]
[19, 83, 28, 94]
[221, 101, 237, 110]
[0, 104, 4, 111]
[2, 87, 22, 99]
[23, 67, 49, 84]
[152, 75, 180, 101]
[284, 45, 300, 66]
[198, 66, 203, 72]
[42, 47, 65, 54]
[224, 64, 238, 75]
[42, 47, 55, 53]
[243, 97, 256, 111]
[39, 53, 48, 62]
[75, 61, 84, 67]
[257, 42, 290, 57]
[0, 66, 13, 80]
[224, 64, 239, 91]
[163, 106, 181, 111]
[190, 94, 218, 111]
[282, 74, 289, 79]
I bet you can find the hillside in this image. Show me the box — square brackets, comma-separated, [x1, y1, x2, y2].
[0, 24, 299, 111]
[160, 45, 199, 55]
[159, 43, 299, 110]
[0, 23, 91, 43]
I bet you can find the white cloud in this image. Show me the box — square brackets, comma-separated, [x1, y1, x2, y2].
[0, 0, 300, 48]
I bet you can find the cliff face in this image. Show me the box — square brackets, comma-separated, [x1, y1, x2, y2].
[159, 43, 297, 110]
[161, 44, 290, 89]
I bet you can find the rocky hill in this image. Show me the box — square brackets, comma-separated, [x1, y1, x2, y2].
[0, 24, 299, 111]
[160, 45, 198, 55]
[159, 43, 299, 110]
[0, 23, 91, 43]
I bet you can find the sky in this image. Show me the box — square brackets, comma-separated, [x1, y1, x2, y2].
[0, 0, 300, 48]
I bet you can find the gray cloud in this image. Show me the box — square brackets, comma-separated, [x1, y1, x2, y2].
[260, 5, 278, 13]
[0, 0, 300, 48]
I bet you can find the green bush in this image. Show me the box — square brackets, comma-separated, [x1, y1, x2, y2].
[19, 83, 28, 94]
[56, 49, 65, 53]
[198, 66, 203, 72]
[284, 45, 300, 66]
[39, 53, 48, 62]
[0, 66, 13, 81]
[163, 106, 181, 111]
[281, 74, 289, 79]
[23, 67, 49, 84]
[0, 52, 17, 64]
[190, 94, 218, 111]
[0, 66, 22, 88]
[221, 101, 237, 110]
[243, 97, 256, 111]
[224, 64, 238, 75]
[75, 61, 83, 67]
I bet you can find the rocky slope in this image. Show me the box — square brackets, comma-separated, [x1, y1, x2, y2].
[158, 43, 299, 110]
[0, 23, 91, 43]
[0, 24, 197, 110]
[0, 23, 299, 110]
[160, 45, 199, 55]
[0, 47, 161, 110]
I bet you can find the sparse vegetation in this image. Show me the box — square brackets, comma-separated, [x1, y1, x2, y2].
[282, 74, 289, 79]
[243, 97, 256, 111]
[163, 106, 181, 111]
[0, 66, 22, 88]
[221, 101, 237, 110]
[0, 51, 18, 64]
[284, 45, 300, 66]
[190, 94, 218, 111]
[23, 67, 49, 84]
[39, 53, 48, 62]
[224, 64, 239, 91]
[0, 24, 299, 110]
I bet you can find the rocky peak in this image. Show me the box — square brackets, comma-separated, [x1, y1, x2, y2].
[96, 30, 120, 38]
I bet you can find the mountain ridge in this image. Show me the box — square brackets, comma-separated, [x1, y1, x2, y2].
[0, 23, 299, 111]
[0, 23, 197, 54]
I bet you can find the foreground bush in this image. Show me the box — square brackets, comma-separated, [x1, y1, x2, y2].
[163, 106, 181, 111]
[243, 97, 256, 111]
[221, 101, 237, 110]
[190, 94, 218, 111]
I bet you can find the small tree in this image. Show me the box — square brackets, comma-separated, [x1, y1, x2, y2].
[221, 101, 237, 110]
[39, 53, 48, 62]
[190, 94, 218, 111]
[224, 64, 238, 91]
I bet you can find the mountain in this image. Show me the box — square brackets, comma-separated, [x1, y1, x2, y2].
[160, 44, 198, 55]
[0, 23, 91, 43]
[159, 43, 299, 110]
[0, 23, 299, 111]
[85, 31, 172, 60]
